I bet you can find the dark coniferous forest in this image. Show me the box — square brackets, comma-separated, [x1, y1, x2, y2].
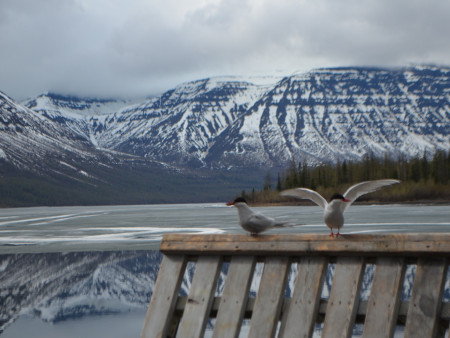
[241, 150, 450, 204]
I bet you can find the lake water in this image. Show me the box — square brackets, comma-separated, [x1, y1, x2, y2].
[1, 203, 449, 337]
[1, 203, 449, 253]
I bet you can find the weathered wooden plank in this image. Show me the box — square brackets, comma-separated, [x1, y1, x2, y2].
[248, 257, 290, 338]
[212, 256, 256, 338]
[176, 256, 222, 338]
[160, 233, 450, 256]
[362, 257, 405, 338]
[322, 256, 365, 338]
[404, 258, 448, 338]
[279, 256, 328, 337]
[141, 255, 186, 338]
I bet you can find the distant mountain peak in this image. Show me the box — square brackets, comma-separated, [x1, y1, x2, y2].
[22, 92, 138, 118]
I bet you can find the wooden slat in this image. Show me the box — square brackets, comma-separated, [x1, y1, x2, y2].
[279, 256, 328, 337]
[362, 257, 405, 338]
[404, 258, 448, 338]
[176, 256, 222, 338]
[160, 233, 450, 256]
[248, 257, 290, 338]
[322, 256, 365, 338]
[141, 255, 186, 338]
[213, 256, 256, 338]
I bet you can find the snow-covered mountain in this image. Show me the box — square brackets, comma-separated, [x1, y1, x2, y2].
[1, 91, 231, 206]
[21, 65, 449, 171]
[1, 65, 449, 204]
[21, 93, 135, 147]
[23, 92, 133, 117]
[0, 91, 102, 175]
[207, 66, 450, 167]
[89, 77, 271, 167]
[0, 91, 176, 180]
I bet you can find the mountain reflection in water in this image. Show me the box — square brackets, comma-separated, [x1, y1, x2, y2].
[0, 251, 162, 335]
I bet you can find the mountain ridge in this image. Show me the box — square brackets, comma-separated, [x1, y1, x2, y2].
[1, 65, 449, 205]
[17, 65, 450, 170]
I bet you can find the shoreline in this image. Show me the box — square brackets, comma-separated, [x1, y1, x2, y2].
[250, 199, 450, 207]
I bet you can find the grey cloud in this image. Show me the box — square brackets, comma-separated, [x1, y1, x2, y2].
[0, 0, 449, 100]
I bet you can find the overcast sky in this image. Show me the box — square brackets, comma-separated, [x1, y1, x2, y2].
[1, 0, 449, 100]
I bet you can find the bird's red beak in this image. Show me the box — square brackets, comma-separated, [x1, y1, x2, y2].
[343, 198, 351, 202]
[226, 201, 235, 206]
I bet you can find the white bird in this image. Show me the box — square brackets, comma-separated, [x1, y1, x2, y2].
[280, 179, 400, 237]
[227, 197, 298, 235]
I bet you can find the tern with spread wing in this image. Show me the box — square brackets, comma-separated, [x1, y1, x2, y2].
[227, 197, 299, 235]
[280, 179, 400, 237]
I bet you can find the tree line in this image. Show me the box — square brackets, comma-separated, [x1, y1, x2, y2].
[242, 150, 450, 204]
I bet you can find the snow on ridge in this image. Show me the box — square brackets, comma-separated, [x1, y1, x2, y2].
[22, 93, 139, 119]
[0, 148, 7, 159]
[204, 74, 285, 87]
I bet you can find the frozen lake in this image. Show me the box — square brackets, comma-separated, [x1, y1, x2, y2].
[1, 203, 449, 337]
[1, 203, 449, 253]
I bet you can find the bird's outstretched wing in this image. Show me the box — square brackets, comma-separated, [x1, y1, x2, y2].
[280, 188, 328, 209]
[343, 179, 400, 208]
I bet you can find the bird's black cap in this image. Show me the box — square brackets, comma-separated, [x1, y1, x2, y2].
[226, 196, 247, 206]
[234, 197, 247, 204]
[330, 193, 350, 202]
[330, 193, 345, 201]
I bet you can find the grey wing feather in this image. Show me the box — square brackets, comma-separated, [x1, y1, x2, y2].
[250, 214, 297, 228]
[343, 179, 400, 207]
[248, 213, 276, 229]
[280, 188, 327, 209]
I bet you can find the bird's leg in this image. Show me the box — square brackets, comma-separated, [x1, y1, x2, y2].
[329, 230, 334, 237]
[335, 230, 340, 238]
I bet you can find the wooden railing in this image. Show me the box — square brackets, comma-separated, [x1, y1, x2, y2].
[141, 233, 450, 338]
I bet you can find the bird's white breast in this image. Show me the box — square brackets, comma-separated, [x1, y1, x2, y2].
[324, 201, 345, 229]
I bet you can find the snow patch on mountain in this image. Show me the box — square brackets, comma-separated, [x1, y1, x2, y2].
[22, 93, 135, 118]
[0, 148, 7, 159]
